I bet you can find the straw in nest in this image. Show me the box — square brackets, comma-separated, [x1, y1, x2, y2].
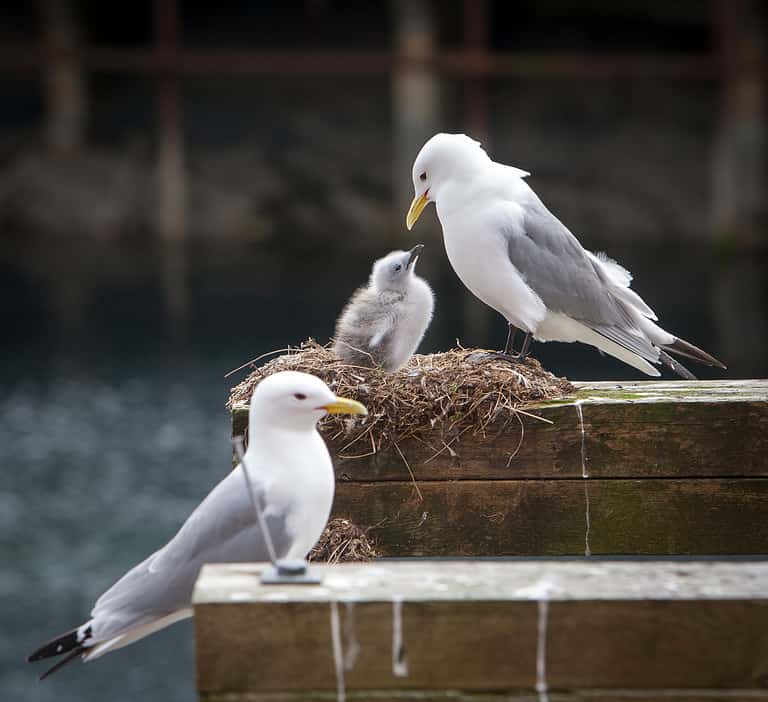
[228, 339, 574, 456]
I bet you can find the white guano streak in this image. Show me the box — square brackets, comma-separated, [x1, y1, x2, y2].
[575, 401, 591, 557]
[535, 599, 550, 702]
[392, 597, 409, 677]
[330, 601, 346, 702]
[343, 601, 360, 671]
[575, 400, 588, 478]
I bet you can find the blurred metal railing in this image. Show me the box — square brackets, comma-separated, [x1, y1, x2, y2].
[1, 0, 763, 328]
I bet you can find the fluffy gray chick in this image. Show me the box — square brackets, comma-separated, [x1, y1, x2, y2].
[333, 245, 434, 371]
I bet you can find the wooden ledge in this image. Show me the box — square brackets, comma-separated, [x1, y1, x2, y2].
[194, 560, 768, 603]
[232, 379, 768, 481]
[231, 380, 768, 556]
[547, 379, 768, 404]
[194, 561, 768, 699]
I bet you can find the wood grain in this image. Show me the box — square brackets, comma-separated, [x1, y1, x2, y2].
[231, 380, 768, 480]
[201, 693, 768, 701]
[231, 381, 768, 556]
[331, 478, 768, 556]
[194, 562, 768, 697]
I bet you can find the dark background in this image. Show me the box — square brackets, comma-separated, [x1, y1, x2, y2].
[1, 1, 766, 700]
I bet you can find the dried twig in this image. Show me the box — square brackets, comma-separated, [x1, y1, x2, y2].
[224, 347, 294, 378]
[393, 441, 423, 502]
[309, 518, 380, 563]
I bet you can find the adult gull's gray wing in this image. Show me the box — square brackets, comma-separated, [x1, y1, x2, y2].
[90, 465, 291, 642]
[505, 198, 658, 363]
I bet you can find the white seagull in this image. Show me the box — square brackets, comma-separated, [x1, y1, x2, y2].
[28, 371, 366, 679]
[406, 133, 726, 378]
[333, 244, 434, 371]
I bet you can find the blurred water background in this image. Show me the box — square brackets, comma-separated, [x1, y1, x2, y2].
[2, 2, 768, 701]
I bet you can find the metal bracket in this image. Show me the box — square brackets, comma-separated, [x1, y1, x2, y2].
[261, 559, 322, 585]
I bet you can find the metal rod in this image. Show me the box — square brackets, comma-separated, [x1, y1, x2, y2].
[232, 435, 278, 565]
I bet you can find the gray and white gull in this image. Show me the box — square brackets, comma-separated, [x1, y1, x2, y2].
[406, 133, 725, 379]
[333, 245, 434, 372]
[28, 371, 366, 678]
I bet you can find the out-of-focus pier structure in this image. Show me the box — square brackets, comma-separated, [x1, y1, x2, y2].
[1, 0, 765, 329]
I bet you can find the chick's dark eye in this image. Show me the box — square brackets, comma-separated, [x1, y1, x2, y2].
[294, 393, 307, 401]
[394, 264, 402, 272]
[419, 172, 427, 182]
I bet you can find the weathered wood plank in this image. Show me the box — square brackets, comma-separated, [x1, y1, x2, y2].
[201, 693, 768, 702]
[231, 380, 768, 480]
[194, 561, 768, 697]
[195, 561, 768, 603]
[331, 478, 768, 556]
[231, 380, 768, 556]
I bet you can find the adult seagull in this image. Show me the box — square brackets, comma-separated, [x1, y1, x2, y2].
[406, 132, 725, 378]
[27, 371, 366, 679]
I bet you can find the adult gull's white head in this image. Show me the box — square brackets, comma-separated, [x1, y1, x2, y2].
[248, 370, 367, 431]
[406, 133, 490, 229]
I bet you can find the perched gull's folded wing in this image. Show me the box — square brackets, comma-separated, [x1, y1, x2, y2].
[86, 465, 287, 659]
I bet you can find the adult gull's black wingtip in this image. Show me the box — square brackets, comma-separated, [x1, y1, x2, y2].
[662, 338, 727, 370]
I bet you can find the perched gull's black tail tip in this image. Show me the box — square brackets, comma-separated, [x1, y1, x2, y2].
[39, 647, 85, 680]
[662, 338, 727, 370]
[28, 628, 81, 662]
[28, 624, 92, 680]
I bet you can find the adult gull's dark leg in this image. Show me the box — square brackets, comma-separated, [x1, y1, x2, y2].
[503, 324, 517, 355]
[468, 324, 533, 364]
[518, 331, 532, 359]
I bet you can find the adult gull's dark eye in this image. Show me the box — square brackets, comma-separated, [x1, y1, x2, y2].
[394, 264, 402, 272]
[294, 393, 307, 401]
[419, 172, 427, 181]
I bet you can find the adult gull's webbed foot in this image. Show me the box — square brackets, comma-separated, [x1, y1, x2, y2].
[468, 327, 533, 365]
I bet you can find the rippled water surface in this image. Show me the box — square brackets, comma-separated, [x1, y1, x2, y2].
[0, 361, 233, 700]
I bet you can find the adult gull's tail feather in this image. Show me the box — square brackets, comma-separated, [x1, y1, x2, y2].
[662, 337, 727, 369]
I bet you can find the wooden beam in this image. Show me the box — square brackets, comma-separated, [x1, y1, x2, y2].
[38, 0, 87, 153]
[712, 0, 767, 241]
[200, 692, 768, 701]
[233, 380, 768, 482]
[201, 694, 768, 702]
[194, 561, 768, 699]
[154, 0, 189, 330]
[391, 0, 440, 238]
[231, 380, 768, 557]
[332, 478, 768, 557]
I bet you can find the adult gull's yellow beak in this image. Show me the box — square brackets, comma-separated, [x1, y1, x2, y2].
[406, 192, 429, 230]
[322, 397, 368, 415]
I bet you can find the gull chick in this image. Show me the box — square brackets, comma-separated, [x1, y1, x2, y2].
[333, 245, 434, 372]
[406, 133, 726, 379]
[27, 371, 366, 679]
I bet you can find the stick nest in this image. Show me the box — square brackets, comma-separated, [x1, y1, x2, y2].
[227, 340, 574, 457]
[309, 518, 380, 563]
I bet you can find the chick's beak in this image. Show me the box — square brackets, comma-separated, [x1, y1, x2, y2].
[407, 243, 424, 268]
[406, 191, 429, 230]
[321, 397, 368, 415]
